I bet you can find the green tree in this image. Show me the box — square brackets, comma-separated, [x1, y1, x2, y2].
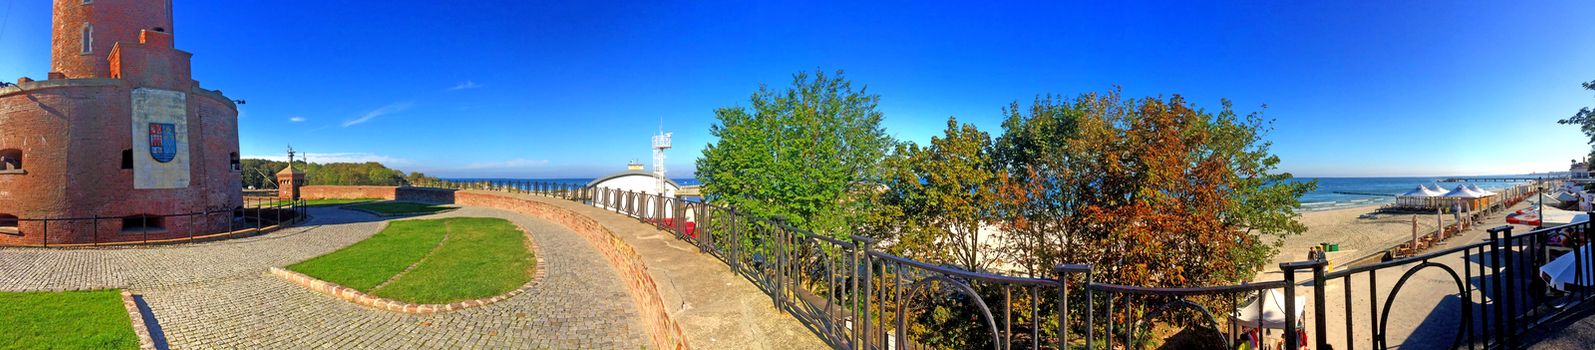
[1557, 80, 1595, 159]
[870, 118, 1001, 271]
[696, 69, 892, 238]
[237, 159, 435, 189]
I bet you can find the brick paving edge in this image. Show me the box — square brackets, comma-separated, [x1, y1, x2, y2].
[119, 290, 157, 350]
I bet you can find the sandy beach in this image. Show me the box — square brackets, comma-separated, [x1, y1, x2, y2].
[1264, 199, 1540, 273]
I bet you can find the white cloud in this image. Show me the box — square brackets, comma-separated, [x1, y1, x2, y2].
[342, 102, 414, 127]
[288, 116, 306, 123]
[448, 81, 482, 91]
[242, 152, 412, 165]
[461, 158, 550, 170]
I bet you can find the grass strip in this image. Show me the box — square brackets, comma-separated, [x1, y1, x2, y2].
[0, 290, 139, 350]
[372, 217, 534, 304]
[287, 219, 448, 290]
[347, 201, 452, 215]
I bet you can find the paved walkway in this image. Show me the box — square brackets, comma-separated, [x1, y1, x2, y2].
[498, 192, 829, 349]
[0, 206, 646, 349]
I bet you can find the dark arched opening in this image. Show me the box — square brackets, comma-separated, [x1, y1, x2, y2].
[0, 149, 22, 172]
[0, 214, 18, 235]
[121, 215, 165, 233]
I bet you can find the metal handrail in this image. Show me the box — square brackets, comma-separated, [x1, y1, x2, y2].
[418, 178, 1595, 350]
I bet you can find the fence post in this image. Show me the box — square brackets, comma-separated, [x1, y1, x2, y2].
[42, 219, 48, 247]
[852, 235, 877, 350]
[1486, 225, 1513, 347]
[1311, 260, 1328, 350]
[1057, 264, 1091, 350]
[1280, 261, 1313, 350]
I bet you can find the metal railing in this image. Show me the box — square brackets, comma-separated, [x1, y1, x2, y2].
[0, 197, 306, 247]
[416, 178, 1595, 350]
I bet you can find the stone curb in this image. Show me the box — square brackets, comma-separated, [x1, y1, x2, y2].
[119, 290, 157, 350]
[269, 221, 547, 315]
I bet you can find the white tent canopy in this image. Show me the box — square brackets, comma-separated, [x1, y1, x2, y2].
[1443, 185, 1485, 199]
[1540, 206, 1590, 226]
[1232, 289, 1306, 329]
[1399, 185, 1440, 198]
[1424, 184, 1449, 196]
[1540, 245, 1595, 291]
[1468, 184, 1495, 196]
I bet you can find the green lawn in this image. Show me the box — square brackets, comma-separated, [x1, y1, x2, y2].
[372, 218, 534, 304]
[346, 201, 453, 215]
[288, 217, 534, 304]
[0, 290, 139, 350]
[288, 219, 448, 290]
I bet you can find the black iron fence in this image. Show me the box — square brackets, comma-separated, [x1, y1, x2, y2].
[416, 179, 1595, 350]
[1, 197, 306, 247]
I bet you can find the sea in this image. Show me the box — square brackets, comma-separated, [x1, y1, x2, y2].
[1293, 175, 1555, 212]
[443, 175, 1557, 213]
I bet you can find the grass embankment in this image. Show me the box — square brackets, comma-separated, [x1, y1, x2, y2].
[287, 217, 534, 304]
[346, 201, 453, 215]
[0, 290, 139, 349]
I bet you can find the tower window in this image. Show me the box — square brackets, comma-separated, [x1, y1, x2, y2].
[0, 149, 22, 173]
[81, 23, 93, 54]
[121, 149, 133, 169]
[121, 215, 165, 233]
[153, 27, 165, 33]
[230, 152, 241, 171]
[0, 214, 18, 235]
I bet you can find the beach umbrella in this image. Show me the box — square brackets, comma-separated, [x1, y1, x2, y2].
[1540, 245, 1595, 292]
[1232, 289, 1307, 329]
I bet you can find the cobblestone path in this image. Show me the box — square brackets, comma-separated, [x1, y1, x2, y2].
[0, 206, 646, 349]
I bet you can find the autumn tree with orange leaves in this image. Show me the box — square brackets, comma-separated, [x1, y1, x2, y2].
[871, 90, 1312, 287]
[993, 90, 1314, 287]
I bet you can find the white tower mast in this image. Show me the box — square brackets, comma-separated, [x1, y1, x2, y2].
[652, 127, 672, 196]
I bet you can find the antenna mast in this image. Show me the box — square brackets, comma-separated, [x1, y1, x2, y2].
[652, 125, 672, 195]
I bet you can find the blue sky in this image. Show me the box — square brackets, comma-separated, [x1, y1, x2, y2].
[3, 1, 1593, 178]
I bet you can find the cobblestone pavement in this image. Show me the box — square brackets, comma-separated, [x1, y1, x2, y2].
[0, 206, 646, 349]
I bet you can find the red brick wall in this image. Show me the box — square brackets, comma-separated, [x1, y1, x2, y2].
[300, 186, 397, 200]
[0, 1, 240, 246]
[0, 81, 242, 246]
[300, 186, 456, 205]
[52, 0, 174, 79]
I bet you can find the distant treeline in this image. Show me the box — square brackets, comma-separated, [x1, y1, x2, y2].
[240, 159, 437, 189]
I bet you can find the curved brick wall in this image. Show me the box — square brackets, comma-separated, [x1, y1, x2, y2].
[2, 0, 241, 246]
[0, 81, 241, 246]
[453, 190, 690, 349]
[300, 186, 455, 204]
[302, 186, 688, 348]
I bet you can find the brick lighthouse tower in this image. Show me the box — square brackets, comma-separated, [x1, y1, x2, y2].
[0, 0, 243, 245]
